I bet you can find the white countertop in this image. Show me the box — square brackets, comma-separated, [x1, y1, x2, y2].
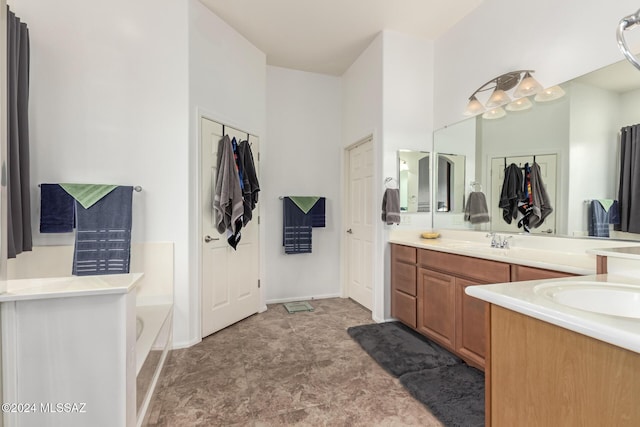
[0, 273, 143, 302]
[466, 274, 640, 354]
[389, 234, 596, 275]
[588, 245, 640, 260]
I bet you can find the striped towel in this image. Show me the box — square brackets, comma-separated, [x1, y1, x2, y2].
[72, 186, 133, 276]
[60, 183, 118, 209]
[283, 197, 312, 254]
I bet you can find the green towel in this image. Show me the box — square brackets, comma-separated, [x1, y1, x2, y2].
[597, 199, 615, 212]
[60, 184, 118, 209]
[289, 196, 320, 214]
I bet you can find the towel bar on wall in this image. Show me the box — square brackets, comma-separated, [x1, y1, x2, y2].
[38, 184, 143, 192]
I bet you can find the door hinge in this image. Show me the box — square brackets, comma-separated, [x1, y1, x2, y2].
[258, 216, 260, 225]
[258, 279, 261, 288]
[257, 152, 260, 162]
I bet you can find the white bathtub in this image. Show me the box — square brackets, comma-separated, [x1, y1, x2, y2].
[136, 304, 172, 427]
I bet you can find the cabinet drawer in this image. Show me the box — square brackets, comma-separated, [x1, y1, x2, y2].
[392, 290, 417, 328]
[392, 244, 417, 264]
[392, 262, 417, 296]
[418, 249, 510, 283]
[511, 265, 576, 282]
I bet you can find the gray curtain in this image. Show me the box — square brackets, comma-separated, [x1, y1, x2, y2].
[616, 124, 640, 233]
[6, 7, 32, 258]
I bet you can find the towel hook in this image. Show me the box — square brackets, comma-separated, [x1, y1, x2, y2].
[384, 177, 398, 188]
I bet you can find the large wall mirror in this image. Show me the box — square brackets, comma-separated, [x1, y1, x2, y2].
[433, 58, 640, 240]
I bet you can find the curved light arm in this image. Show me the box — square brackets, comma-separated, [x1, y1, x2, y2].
[617, 9, 640, 72]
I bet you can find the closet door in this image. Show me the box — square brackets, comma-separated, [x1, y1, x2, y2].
[201, 117, 260, 338]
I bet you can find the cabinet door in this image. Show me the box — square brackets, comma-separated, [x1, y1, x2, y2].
[455, 278, 487, 370]
[417, 268, 455, 348]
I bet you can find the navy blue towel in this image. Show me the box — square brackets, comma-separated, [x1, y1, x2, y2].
[609, 200, 621, 225]
[588, 200, 610, 237]
[72, 186, 133, 276]
[283, 197, 312, 254]
[40, 184, 75, 233]
[310, 197, 326, 228]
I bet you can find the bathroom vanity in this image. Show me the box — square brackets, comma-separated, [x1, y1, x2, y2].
[0, 273, 171, 427]
[389, 230, 591, 370]
[389, 229, 640, 425]
[466, 247, 640, 426]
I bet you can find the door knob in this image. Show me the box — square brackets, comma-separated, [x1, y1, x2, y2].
[204, 235, 220, 242]
[346, 229, 353, 234]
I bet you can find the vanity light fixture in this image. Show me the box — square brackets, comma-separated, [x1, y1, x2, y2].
[464, 69, 559, 119]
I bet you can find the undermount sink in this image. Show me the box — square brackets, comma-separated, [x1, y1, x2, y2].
[534, 281, 640, 319]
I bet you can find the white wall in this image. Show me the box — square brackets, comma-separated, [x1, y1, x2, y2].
[188, 0, 266, 346]
[380, 32, 434, 319]
[10, 0, 191, 344]
[342, 34, 384, 320]
[264, 66, 342, 302]
[434, 0, 640, 130]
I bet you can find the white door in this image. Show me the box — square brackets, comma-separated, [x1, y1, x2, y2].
[490, 154, 557, 234]
[201, 117, 260, 338]
[345, 138, 374, 310]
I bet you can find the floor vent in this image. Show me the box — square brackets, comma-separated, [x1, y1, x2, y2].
[283, 301, 314, 313]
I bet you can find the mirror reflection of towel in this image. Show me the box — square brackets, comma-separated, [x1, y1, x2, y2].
[464, 192, 490, 224]
[382, 188, 400, 225]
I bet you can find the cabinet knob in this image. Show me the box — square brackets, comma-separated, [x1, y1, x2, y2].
[346, 229, 353, 234]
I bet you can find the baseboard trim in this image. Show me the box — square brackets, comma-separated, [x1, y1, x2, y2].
[265, 293, 343, 305]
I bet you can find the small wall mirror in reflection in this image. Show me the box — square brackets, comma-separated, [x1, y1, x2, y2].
[398, 150, 430, 213]
[435, 153, 466, 213]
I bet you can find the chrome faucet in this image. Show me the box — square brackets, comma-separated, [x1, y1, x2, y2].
[500, 235, 513, 249]
[486, 233, 512, 249]
[486, 232, 499, 248]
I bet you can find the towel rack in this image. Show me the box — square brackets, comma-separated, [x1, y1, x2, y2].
[469, 181, 483, 192]
[38, 184, 142, 192]
[384, 177, 398, 188]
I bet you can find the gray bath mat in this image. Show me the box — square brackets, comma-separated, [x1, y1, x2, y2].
[348, 321, 485, 426]
[283, 301, 314, 313]
[400, 364, 485, 427]
[347, 321, 460, 376]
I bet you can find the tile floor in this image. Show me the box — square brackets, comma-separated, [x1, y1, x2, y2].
[144, 298, 443, 426]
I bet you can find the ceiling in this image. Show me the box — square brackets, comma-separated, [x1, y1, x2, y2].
[200, 0, 484, 76]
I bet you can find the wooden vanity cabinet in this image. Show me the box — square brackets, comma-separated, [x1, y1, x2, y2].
[390, 243, 581, 371]
[417, 268, 455, 348]
[417, 249, 510, 369]
[390, 244, 417, 328]
[511, 264, 576, 281]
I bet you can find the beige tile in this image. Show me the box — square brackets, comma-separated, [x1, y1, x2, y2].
[144, 298, 443, 427]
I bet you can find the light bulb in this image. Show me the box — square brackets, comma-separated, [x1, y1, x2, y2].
[506, 97, 533, 111]
[485, 89, 512, 108]
[513, 72, 543, 97]
[534, 85, 566, 102]
[482, 107, 506, 120]
[463, 95, 486, 116]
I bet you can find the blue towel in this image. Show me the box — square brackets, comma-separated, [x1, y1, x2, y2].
[609, 200, 621, 225]
[40, 184, 75, 233]
[72, 186, 133, 276]
[283, 197, 312, 254]
[309, 197, 326, 228]
[588, 200, 610, 237]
